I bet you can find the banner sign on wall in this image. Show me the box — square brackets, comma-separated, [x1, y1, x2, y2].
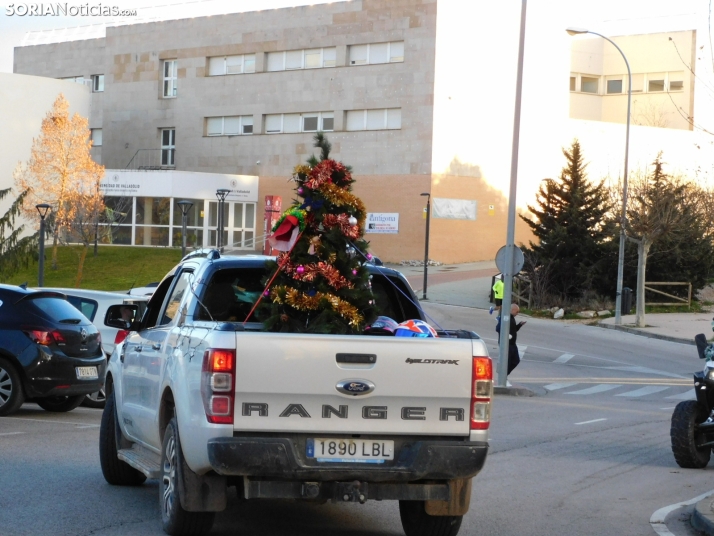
[432, 198, 477, 220]
[365, 213, 399, 234]
[100, 170, 259, 202]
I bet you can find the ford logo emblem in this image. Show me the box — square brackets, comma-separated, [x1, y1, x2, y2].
[336, 379, 375, 396]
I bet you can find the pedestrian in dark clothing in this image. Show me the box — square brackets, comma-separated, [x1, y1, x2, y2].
[496, 303, 527, 374]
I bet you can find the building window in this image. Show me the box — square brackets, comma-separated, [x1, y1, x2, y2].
[648, 76, 665, 92]
[349, 41, 404, 65]
[668, 72, 684, 91]
[606, 78, 622, 94]
[207, 54, 256, 76]
[92, 74, 104, 92]
[580, 76, 598, 94]
[161, 129, 175, 167]
[206, 116, 253, 136]
[91, 128, 102, 146]
[163, 60, 177, 98]
[569, 76, 576, 91]
[264, 112, 334, 134]
[346, 108, 401, 131]
[266, 47, 337, 71]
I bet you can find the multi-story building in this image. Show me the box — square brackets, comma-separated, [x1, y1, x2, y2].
[15, 0, 498, 262]
[569, 30, 696, 131]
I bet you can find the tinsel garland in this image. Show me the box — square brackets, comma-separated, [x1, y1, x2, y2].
[293, 164, 312, 179]
[278, 256, 353, 290]
[319, 183, 366, 225]
[322, 213, 361, 239]
[271, 286, 364, 328]
[271, 207, 308, 233]
[304, 160, 352, 190]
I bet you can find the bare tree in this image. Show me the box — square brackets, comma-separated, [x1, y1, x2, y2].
[620, 155, 693, 327]
[14, 94, 105, 270]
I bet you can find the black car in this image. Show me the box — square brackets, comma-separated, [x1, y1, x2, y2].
[0, 284, 106, 416]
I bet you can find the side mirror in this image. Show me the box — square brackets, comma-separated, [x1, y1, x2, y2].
[105, 304, 140, 331]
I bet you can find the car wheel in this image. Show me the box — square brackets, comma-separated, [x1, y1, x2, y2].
[82, 388, 106, 409]
[99, 390, 147, 486]
[36, 394, 86, 413]
[0, 357, 25, 417]
[671, 399, 711, 468]
[399, 500, 463, 536]
[161, 417, 215, 536]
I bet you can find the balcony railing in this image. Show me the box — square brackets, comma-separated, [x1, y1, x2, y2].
[125, 149, 175, 170]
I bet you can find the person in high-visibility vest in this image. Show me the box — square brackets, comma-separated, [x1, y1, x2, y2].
[490, 275, 504, 315]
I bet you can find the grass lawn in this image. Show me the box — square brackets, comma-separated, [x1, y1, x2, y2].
[2, 245, 183, 292]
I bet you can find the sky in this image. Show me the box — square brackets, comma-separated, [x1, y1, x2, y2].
[0, 0, 708, 74]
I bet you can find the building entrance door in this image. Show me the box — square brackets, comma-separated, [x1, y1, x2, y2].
[206, 201, 257, 250]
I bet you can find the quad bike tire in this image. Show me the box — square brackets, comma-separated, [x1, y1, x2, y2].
[671, 399, 711, 468]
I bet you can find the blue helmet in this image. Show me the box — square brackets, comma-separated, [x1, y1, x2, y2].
[394, 319, 438, 338]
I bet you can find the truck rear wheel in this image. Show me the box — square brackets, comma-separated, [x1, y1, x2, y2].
[671, 399, 711, 468]
[161, 418, 215, 536]
[99, 391, 147, 486]
[399, 500, 463, 536]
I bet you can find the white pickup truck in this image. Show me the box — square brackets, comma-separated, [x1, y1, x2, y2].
[99, 251, 492, 536]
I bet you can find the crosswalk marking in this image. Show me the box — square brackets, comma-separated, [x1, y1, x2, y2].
[666, 390, 696, 400]
[544, 382, 578, 391]
[566, 384, 622, 395]
[615, 385, 670, 398]
[554, 353, 575, 364]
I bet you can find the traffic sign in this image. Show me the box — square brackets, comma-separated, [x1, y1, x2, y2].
[495, 245, 524, 275]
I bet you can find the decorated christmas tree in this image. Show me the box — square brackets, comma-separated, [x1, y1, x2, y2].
[260, 133, 377, 334]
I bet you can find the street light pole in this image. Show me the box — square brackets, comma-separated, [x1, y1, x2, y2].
[497, 0, 528, 388]
[420, 192, 431, 300]
[35, 204, 51, 287]
[215, 189, 230, 252]
[176, 200, 193, 258]
[566, 27, 631, 325]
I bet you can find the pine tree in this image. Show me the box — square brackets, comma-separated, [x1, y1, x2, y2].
[261, 133, 377, 334]
[0, 187, 38, 282]
[520, 140, 615, 300]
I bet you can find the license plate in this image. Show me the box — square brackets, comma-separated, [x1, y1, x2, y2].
[76, 366, 98, 380]
[306, 438, 394, 463]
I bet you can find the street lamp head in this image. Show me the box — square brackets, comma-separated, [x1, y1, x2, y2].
[420, 192, 430, 198]
[216, 189, 230, 201]
[177, 199, 193, 215]
[565, 27, 589, 36]
[35, 204, 51, 219]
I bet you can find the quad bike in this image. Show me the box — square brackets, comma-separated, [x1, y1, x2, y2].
[670, 330, 714, 468]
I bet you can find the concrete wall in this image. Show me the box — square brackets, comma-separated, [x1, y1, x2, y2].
[0, 72, 91, 235]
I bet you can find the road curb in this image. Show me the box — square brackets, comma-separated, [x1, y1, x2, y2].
[494, 385, 536, 397]
[692, 497, 714, 534]
[596, 322, 694, 345]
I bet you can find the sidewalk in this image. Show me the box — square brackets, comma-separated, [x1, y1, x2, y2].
[392, 260, 713, 345]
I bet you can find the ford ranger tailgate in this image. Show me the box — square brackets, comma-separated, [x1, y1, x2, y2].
[231, 332, 474, 436]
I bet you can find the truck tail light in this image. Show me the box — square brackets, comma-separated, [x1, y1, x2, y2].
[471, 356, 493, 430]
[201, 349, 236, 425]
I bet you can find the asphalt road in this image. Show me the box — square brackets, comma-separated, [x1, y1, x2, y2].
[0, 304, 712, 536]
